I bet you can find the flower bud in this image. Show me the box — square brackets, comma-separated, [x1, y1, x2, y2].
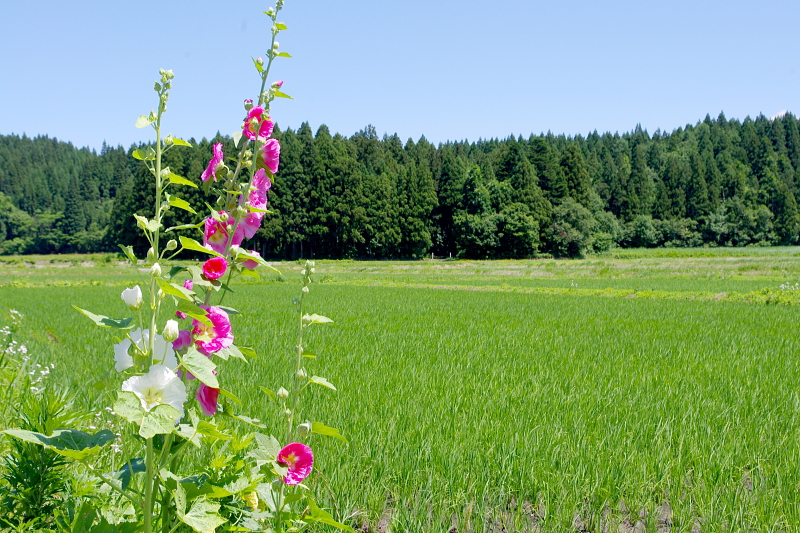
[301, 286, 309, 294]
[310, 268, 316, 274]
[166, 239, 178, 251]
[164, 136, 174, 146]
[271, 478, 282, 491]
[297, 421, 312, 436]
[148, 110, 157, 122]
[266, 7, 274, 15]
[272, 80, 284, 89]
[121, 285, 143, 311]
[154, 82, 162, 92]
[277, 387, 289, 400]
[162, 320, 179, 342]
[284, 408, 292, 418]
[146, 247, 156, 263]
[244, 98, 254, 111]
[300, 269, 307, 276]
[256, 56, 264, 65]
[296, 368, 308, 379]
[150, 263, 162, 278]
[233, 206, 248, 219]
[273, 41, 280, 50]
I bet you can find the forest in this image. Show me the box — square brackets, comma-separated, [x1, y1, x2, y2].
[1, 111, 799, 259]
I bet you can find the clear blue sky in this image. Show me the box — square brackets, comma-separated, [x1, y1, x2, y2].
[1, 0, 798, 152]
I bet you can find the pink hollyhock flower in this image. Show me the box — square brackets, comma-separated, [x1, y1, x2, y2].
[242, 106, 274, 141]
[242, 250, 262, 270]
[200, 143, 224, 182]
[196, 379, 220, 416]
[202, 256, 228, 280]
[272, 80, 284, 88]
[259, 138, 281, 174]
[176, 280, 194, 319]
[172, 329, 192, 352]
[192, 306, 233, 356]
[203, 214, 244, 255]
[252, 167, 272, 194]
[277, 443, 313, 485]
[239, 169, 273, 239]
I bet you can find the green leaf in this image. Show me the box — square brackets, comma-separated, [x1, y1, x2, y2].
[118, 244, 137, 264]
[165, 221, 205, 233]
[309, 375, 337, 391]
[274, 89, 293, 98]
[251, 56, 264, 73]
[175, 424, 202, 448]
[114, 391, 144, 425]
[112, 458, 145, 490]
[302, 313, 333, 324]
[170, 138, 193, 147]
[133, 213, 161, 232]
[132, 148, 155, 161]
[275, 22, 288, 30]
[247, 433, 280, 466]
[179, 236, 223, 257]
[168, 173, 198, 188]
[311, 422, 348, 443]
[237, 345, 258, 358]
[302, 351, 317, 359]
[178, 497, 227, 533]
[169, 196, 197, 214]
[182, 347, 219, 388]
[74, 306, 135, 329]
[216, 344, 246, 361]
[218, 387, 242, 406]
[177, 300, 212, 327]
[139, 404, 181, 439]
[232, 131, 244, 148]
[226, 413, 266, 428]
[157, 278, 193, 301]
[196, 421, 232, 440]
[217, 305, 239, 316]
[3, 428, 116, 461]
[259, 387, 276, 402]
[135, 115, 153, 128]
[276, 52, 292, 58]
[305, 499, 354, 531]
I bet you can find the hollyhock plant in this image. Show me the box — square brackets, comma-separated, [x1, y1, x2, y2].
[239, 168, 272, 238]
[121, 364, 187, 419]
[114, 328, 177, 372]
[121, 285, 143, 311]
[202, 256, 228, 280]
[242, 249, 263, 270]
[196, 379, 220, 416]
[242, 106, 274, 141]
[277, 442, 314, 485]
[200, 142, 225, 182]
[175, 280, 194, 319]
[259, 138, 281, 174]
[192, 306, 233, 356]
[203, 214, 244, 255]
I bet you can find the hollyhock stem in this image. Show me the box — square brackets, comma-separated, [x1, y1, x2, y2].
[144, 437, 155, 533]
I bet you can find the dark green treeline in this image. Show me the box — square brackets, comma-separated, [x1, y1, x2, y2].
[2, 111, 800, 258]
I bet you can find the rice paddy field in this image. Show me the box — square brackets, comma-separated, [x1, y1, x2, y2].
[2, 247, 800, 532]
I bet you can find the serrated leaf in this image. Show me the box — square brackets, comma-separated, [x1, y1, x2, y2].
[309, 375, 337, 391]
[114, 391, 144, 424]
[177, 300, 212, 327]
[248, 433, 281, 465]
[274, 89, 293, 98]
[302, 313, 333, 324]
[217, 344, 246, 361]
[170, 138, 193, 147]
[3, 429, 117, 461]
[139, 404, 181, 439]
[196, 421, 232, 440]
[169, 196, 197, 214]
[179, 497, 227, 532]
[118, 244, 137, 264]
[132, 148, 155, 161]
[133, 213, 162, 232]
[182, 348, 218, 388]
[74, 306, 135, 329]
[179, 236, 223, 257]
[311, 421, 348, 443]
[175, 424, 202, 448]
[168, 173, 198, 188]
[157, 278, 193, 301]
[135, 115, 153, 128]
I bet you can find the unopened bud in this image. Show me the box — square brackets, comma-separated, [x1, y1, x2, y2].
[121, 285, 144, 312]
[301, 286, 309, 294]
[277, 387, 289, 401]
[146, 247, 156, 262]
[162, 320, 179, 342]
[310, 268, 316, 274]
[266, 7, 274, 15]
[148, 111, 157, 122]
[154, 82, 162, 92]
[233, 206, 248, 219]
[150, 263, 162, 278]
[297, 421, 312, 436]
[244, 98, 254, 111]
[300, 269, 307, 276]
[272, 41, 280, 50]
[164, 136, 174, 146]
[166, 239, 178, 251]
[256, 56, 264, 65]
[284, 408, 292, 418]
[296, 368, 308, 379]
[218, 212, 229, 222]
[272, 80, 284, 89]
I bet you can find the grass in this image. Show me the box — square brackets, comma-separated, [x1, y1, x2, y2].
[1, 249, 799, 531]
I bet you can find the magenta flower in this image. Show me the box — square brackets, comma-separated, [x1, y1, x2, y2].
[172, 329, 192, 352]
[259, 138, 281, 174]
[203, 214, 244, 255]
[176, 280, 194, 319]
[200, 143, 225, 182]
[196, 380, 220, 416]
[277, 443, 313, 485]
[242, 106, 274, 141]
[242, 249, 262, 270]
[192, 306, 233, 356]
[202, 256, 228, 280]
[238, 169, 272, 239]
[272, 80, 284, 88]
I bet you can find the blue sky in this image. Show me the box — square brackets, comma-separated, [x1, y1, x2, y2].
[1, 0, 798, 152]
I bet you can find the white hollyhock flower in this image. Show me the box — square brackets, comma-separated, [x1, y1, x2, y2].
[162, 320, 179, 342]
[121, 364, 187, 419]
[114, 328, 177, 372]
[121, 285, 143, 311]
